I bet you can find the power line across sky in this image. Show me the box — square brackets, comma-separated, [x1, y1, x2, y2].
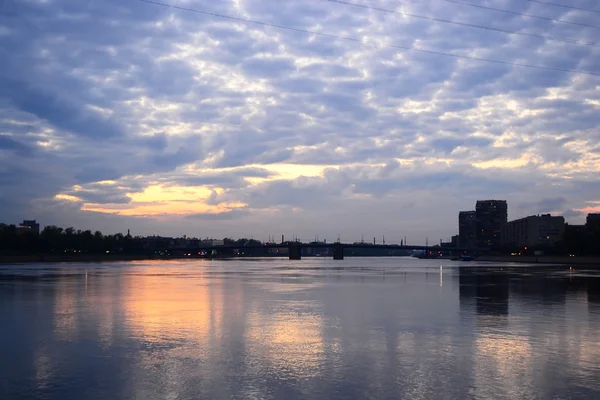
[525, 0, 600, 14]
[137, 0, 600, 77]
[325, 0, 600, 48]
[437, 0, 599, 29]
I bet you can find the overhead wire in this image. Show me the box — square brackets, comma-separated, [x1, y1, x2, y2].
[525, 0, 600, 14]
[325, 0, 600, 48]
[137, 0, 600, 76]
[440, 0, 600, 29]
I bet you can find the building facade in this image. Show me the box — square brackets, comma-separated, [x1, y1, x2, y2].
[475, 200, 508, 248]
[459, 211, 477, 249]
[19, 220, 40, 235]
[587, 213, 600, 231]
[501, 214, 565, 249]
[200, 239, 225, 247]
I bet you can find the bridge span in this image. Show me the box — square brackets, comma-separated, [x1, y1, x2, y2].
[182, 242, 466, 260]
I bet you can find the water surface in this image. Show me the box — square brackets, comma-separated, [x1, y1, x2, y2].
[1, 258, 599, 399]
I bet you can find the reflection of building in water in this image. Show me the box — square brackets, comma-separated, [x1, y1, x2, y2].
[459, 267, 477, 310]
[475, 273, 509, 316]
[588, 278, 600, 305]
[509, 272, 568, 306]
[459, 268, 509, 317]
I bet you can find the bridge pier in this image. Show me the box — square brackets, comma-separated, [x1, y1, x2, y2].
[288, 243, 301, 260]
[333, 243, 344, 260]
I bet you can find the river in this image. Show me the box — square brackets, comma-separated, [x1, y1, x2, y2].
[1, 257, 599, 399]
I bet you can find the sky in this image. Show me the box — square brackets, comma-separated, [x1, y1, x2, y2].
[1, 0, 599, 243]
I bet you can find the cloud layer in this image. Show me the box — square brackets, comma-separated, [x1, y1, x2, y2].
[1, 0, 599, 242]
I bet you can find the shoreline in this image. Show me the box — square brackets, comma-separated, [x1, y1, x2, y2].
[0, 254, 160, 264]
[474, 255, 600, 266]
[1, 254, 599, 267]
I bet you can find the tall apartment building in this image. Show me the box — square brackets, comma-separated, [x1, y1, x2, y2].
[476, 200, 508, 248]
[587, 213, 600, 232]
[459, 211, 477, 249]
[501, 214, 565, 248]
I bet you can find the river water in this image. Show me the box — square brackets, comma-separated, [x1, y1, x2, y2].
[1, 258, 599, 399]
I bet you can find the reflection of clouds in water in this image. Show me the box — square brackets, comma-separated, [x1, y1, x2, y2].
[246, 304, 325, 380]
[86, 273, 123, 348]
[475, 314, 509, 330]
[53, 277, 78, 342]
[474, 334, 534, 399]
[252, 280, 324, 294]
[7, 261, 600, 399]
[122, 267, 222, 344]
[547, 295, 600, 393]
[574, 340, 600, 392]
[394, 332, 461, 400]
[34, 348, 53, 391]
[120, 266, 227, 400]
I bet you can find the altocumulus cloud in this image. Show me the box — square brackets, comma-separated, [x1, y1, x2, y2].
[0, 0, 599, 241]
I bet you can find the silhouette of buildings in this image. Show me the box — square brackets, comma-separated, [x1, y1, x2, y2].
[457, 201, 508, 249]
[18, 220, 40, 235]
[459, 211, 477, 249]
[201, 239, 225, 247]
[501, 214, 565, 249]
[587, 213, 600, 225]
[475, 200, 507, 249]
[587, 213, 600, 234]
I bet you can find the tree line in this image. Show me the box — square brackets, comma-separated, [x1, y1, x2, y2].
[0, 224, 268, 255]
[0, 225, 144, 254]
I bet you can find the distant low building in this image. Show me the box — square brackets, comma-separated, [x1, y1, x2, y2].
[18, 220, 40, 235]
[142, 236, 175, 251]
[440, 236, 459, 248]
[451, 235, 459, 247]
[501, 214, 565, 249]
[200, 239, 225, 247]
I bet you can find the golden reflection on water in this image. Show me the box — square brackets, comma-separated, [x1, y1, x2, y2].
[34, 348, 53, 391]
[474, 333, 533, 398]
[33, 262, 600, 399]
[122, 266, 222, 344]
[246, 305, 325, 379]
[53, 274, 78, 341]
[116, 263, 327, 381]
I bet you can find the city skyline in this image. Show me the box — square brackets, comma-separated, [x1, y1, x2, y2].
[3, 203, 596, 247]
[1, 0, 599, 241]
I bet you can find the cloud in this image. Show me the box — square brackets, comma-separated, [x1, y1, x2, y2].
[0, 135, 35, 156]
[517, 197, 568, 214]
[562, 209, 583, 219]
[0, 0, 599, 239]
[186, 209, 250, 221]
[0, 78, 125, 141]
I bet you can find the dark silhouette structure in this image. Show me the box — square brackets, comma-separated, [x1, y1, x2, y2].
[475, 200, 508, 249]
[458, 211, 477, 249]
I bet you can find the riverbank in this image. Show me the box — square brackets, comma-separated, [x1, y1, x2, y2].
[0, 254, 160, 264]
[2, 254, 600, 266]
[475, 255, 600, 266]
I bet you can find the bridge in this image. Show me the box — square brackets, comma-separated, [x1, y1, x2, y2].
[178, 242, 466, 260]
